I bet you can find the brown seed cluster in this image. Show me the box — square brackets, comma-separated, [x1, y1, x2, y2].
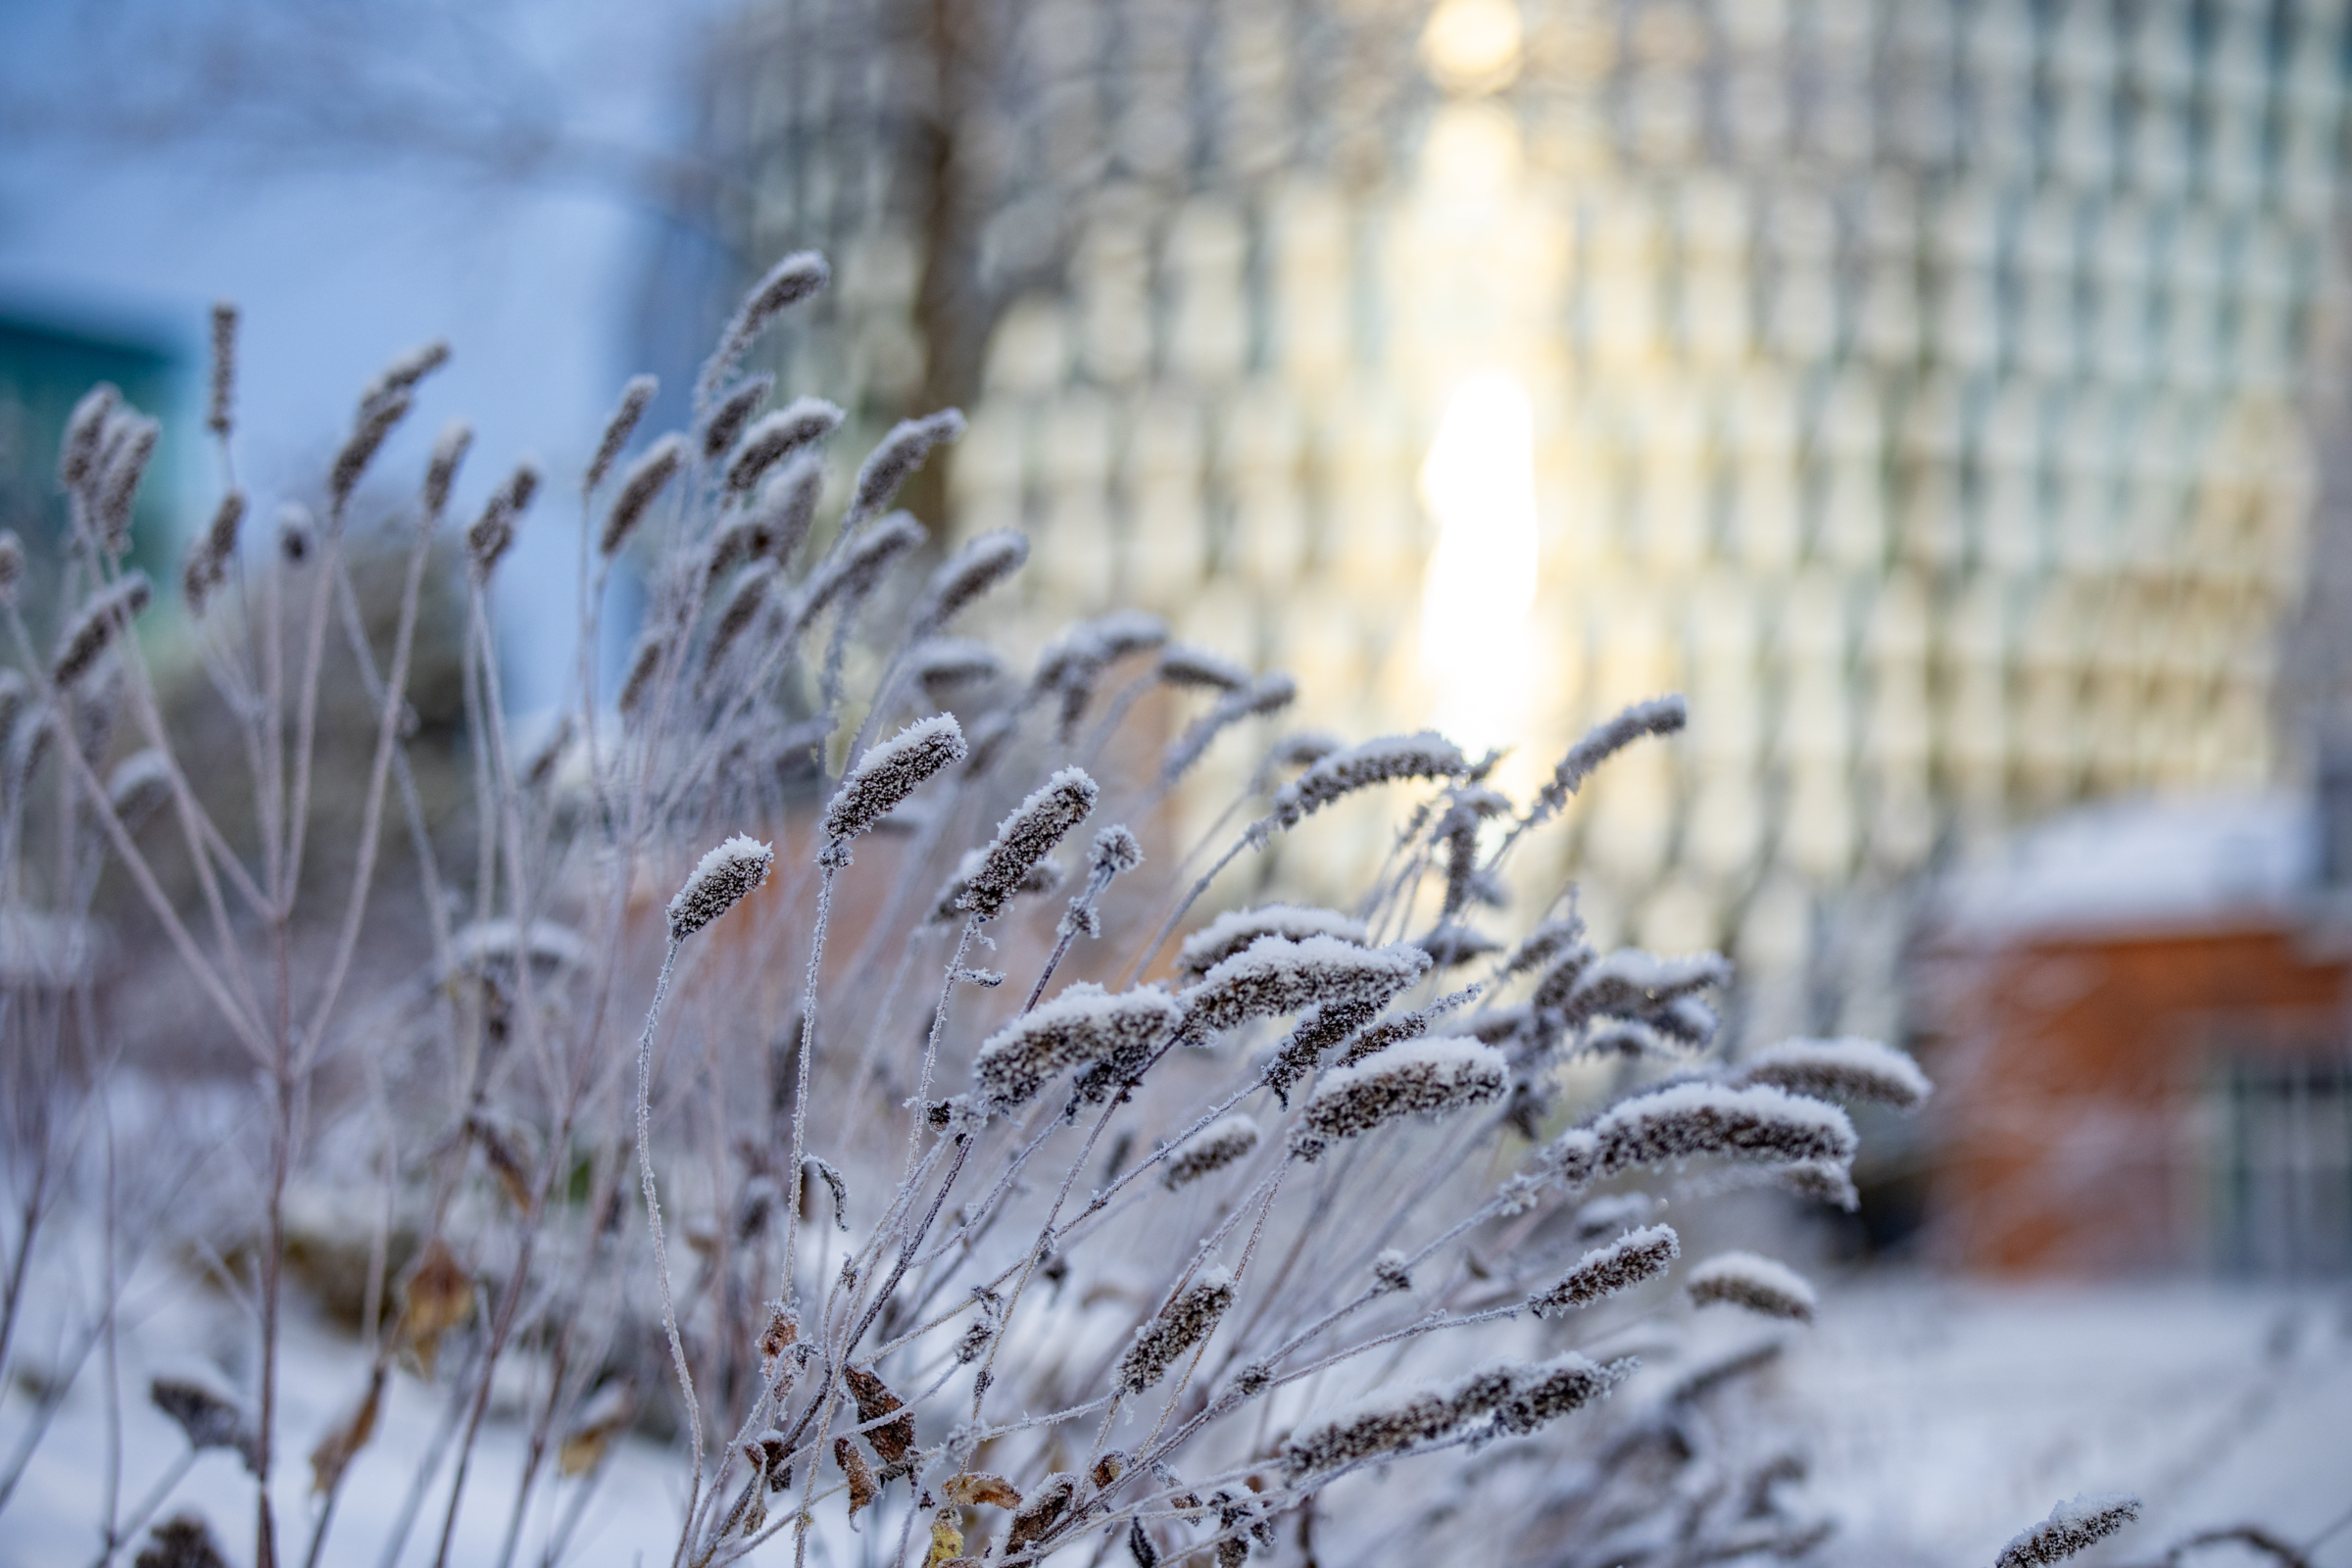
[724, 397, 843, 493]
[1733, 1036, 1933, 1111]
[1528, 1224, 1682, 1316]
[600, 434, 687, 558]
[1587, 1082, 1856, 1178]
[53, 572, 152, 687]
[1994, 1495, 2143, 1568]
[972, 983, 1184, 1108]
[802, 513, 926, 624]
[1160, 1115, 1260, 1190]
[1290, 1038, 1507, 1161]
[1528, 695, 1688, 826]
[914, 530, 1028, 636]
[1114, 1269, 1235, 1394]
[1185, 936, 1428, 1037]
[666, 834, 775, 942]
[1267, 731, 1468, 831]
[846, 410, 966, 527]
[1175, 905, 1367, 980]
[823, 715, 968, 847]
[584, 374, 657, 493]
[958, 768, 1099, 918]
[1686, 1251, 1817, 1322]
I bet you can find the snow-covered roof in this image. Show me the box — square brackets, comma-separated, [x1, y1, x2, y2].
[1935, 791, 2318, 941]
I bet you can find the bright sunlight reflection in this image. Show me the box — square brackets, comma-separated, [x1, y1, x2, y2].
[1418, 369, 1539, 759]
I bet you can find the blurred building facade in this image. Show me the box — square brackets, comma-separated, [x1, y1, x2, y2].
[698, 0, 2349, 1047]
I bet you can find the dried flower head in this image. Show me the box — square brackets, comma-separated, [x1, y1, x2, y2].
[585, 374, 657, 492]
[180, 493, 244, 613]
[933, 849, 1063, 922]
[1116, 1268, 1236, 1394]
[846, 409, 966, 527]
[1187, 935, 1429, 1037]
[206, 302, 238, 435]
[59, 383, 119, 489]
[1337, 1009, 1433, 1067]
[667, 834, 775, 941]
[823, 715, 968, 848]
[107, 748, 174, 832]
[1418, 924, 1503, 968]
[133, 1515, 230, 1568]
[695, 370, 770, 458]
[1686, 1251, 1817, 1322]
[724, 396, 840, 492]
[1161, 1115, 1261, 1189]
[972, 982, 1184, 1108]
[704, 251, 828, 397]
[601, 433, 687, 557]
[1529, 695, 1688, 827]
[150, 1372, 261, 1472]
[1158, 644, 1250, 692]
[1268, 731, 1469, 831]
[1581, 1082, 1856, 1181]
[1734, 1036, 1932, 1110]
[914, 529, 1029, 635]
[52, 572, 151, 687]
[700, 560, 778, 673]
[1262, 998, 1385, 1103]
[1290, 1037, 1507, 1159]
[466, 462, 540, 578]
[1159, 674, 1296, 787]
[358, 339, 451, 413]
[331, 390, 410, 510]
[424, 420, 472, 518]
[1091, 823, 1144, 875]
[1528, 1224, 1681, 1316]
[278, 504, 315, 564]
[1490, 1351, 1635, 1437]
[96, 412, 159, 553]
[801, 512, 926, 624]
[1995, 1494, 2144, 1568]
[958, 767, 1098, 917]
[1177, 905, 1369, 979]
[1552, 948, 1730, 1031]
[909, 637, 1002, 697]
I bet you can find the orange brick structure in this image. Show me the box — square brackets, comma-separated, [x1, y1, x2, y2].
[1916, 796, 2352, 1277]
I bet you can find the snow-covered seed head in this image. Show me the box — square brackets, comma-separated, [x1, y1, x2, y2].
[1528, 1224, 1681, 1317]
[1290, 1037, 1507, 1160]
[1530, 695, 1687, 825]
[1157, 644, 1250, 692]
[278, 504, 315, 564]
[207, 302, 238, 435]
[1159, 675, 1294, 786]
[1114, 1269, 1235, 1394]
[704, 251, 828, 396]
[724, 396, 842, 493]
[909, 637, 1002, 697]
[700, 561, 778, 673]
[1590, 1082, 1856, 1178]
[96, 413, 159, 552]
[424, 421, 472, 518]
[181, 493, 244, 613]
[800, 512, 925, 623]
[107, 748, 174, 832]
[330, 391, 409, 510]
[1489, 1351, 1634, 1437]
[821, 715, 967, 848]
[699, 373, 774, 461]
[1268, 731, 1469, 831]
[1160, 1115, 1260, 1190]
[1089, 610, 1169, 660]
[1418, 924, 1503, 969]
[52, 572, 151, 687]
[958, 767, 1098, 918]
[666, 834, 774, 942]
[914, 529, 1028, 634]
[1553, 948, 1730, 1029]
[1734, 1037, 1932, 1110]
[1187, 935, 1428, 1037]
[1686, 1251, 1817, 1322]
[466, 462, 540, 579]
[1776, 1156, 1860, 1210]
[1994, 1494, 2144, 1568]
[971, 982, 1183, 1108]
[1090, 823, 1144, 877]
[358, 339, 451, 415]
[59, 383, 119, 489]
[585, 374, 657, 493]
[932, 850, 1062, 923]
[846, 409, 965, 527]
[1177, 906, 1368, 980]
[1262, 999, 1385, 1102]
[1372, 1250, 1412, 1293]
[150, 1372, 261, 1471]
[751, 454, 824, 567]
[1505, 915, 1588, 978]
[1338, 1009, 1431, 1068]
[600, 433, 687, 557]
[1281, 1382, 1461, 1480]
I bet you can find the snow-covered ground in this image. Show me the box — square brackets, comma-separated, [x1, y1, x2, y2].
[4, 1271, 2346, 1566]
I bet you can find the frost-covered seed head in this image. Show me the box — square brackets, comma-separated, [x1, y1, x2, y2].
[1282, 1384, 1460, 1480]
[1263, 998, 1385, 1102]
[699, 561, 778, 676]
[666, 834, 774, 942]
[601, 433, 687, 557]
[1994, 1494, 2144, 1568]
[424, 421, 472, 518]
[1735, 1037, 1932, 1110]
[847, 409, 964, 526]
[97, 413, 159, 552]
[1157, 644, 1250, 692]
[60, 383, 119, 489]
[181, 493, 244, 613]
[1338, 1010, 1431, 1067]
[150, 1372, 260, 1471]
[358, 338, 451, 413]
[958, 767, 1098, 917]
[914, 529, 1028, 634]
[1188, 936, 1428, 1037]
[1418, 924, 1502, 968]
[466, 463, 540, 578]
[1505, 915, 1588, 977]
[1776, 1157, 1861, 1210]
[1269, 731, 1469, 830]
[1177, 906, 1368, 980]
[281, 507, 313, 562]
[932, 850, 1062, 923]
[1554, 948, 1729, 1029]
[207, 303, 238, 435]
[107, 748, 174, 832]
[1159, 676, 1294, 786]
[699, 373, 774, 461]
[706, 252, 828, 397]
[752, 454, 824, 566]
[822, 715, 967, 845]
[1490, 1352, 1634, 1437]
[585, 374, 657, 492]
[1114, 1269, 1235, 1394]
[724, 397, 842, 493]
[1686, 1251, 1816, 1322]
[1591, 1082, 1856, 1178]
[971, 982, 1184, 1108]
[1530, 695, 1687, 824]
[910, 637, 1002, 696]
[1088, 609, 1168, 660]
[53, 572, 151, 687]
[1372, 1250, 1413, 1293]
[1160, 1115, 1260, 1190]
[330, 392, 408, 510]
[1291, 1037, 1507, 1160]
[800, 513, 925, 623]
[1528, 1224, 1681, 1316]
[1090, 823, 1144, 877]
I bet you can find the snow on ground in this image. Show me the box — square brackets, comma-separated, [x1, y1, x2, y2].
[1788, 1276, 2352, 1567]
[4, 1269, 2347, 1566]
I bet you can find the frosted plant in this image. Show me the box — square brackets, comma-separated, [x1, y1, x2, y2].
[0, 240, 2020, 1568]
[1995, 1494, 2144, 1567]
[1686, 1251, 1818, 1322]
